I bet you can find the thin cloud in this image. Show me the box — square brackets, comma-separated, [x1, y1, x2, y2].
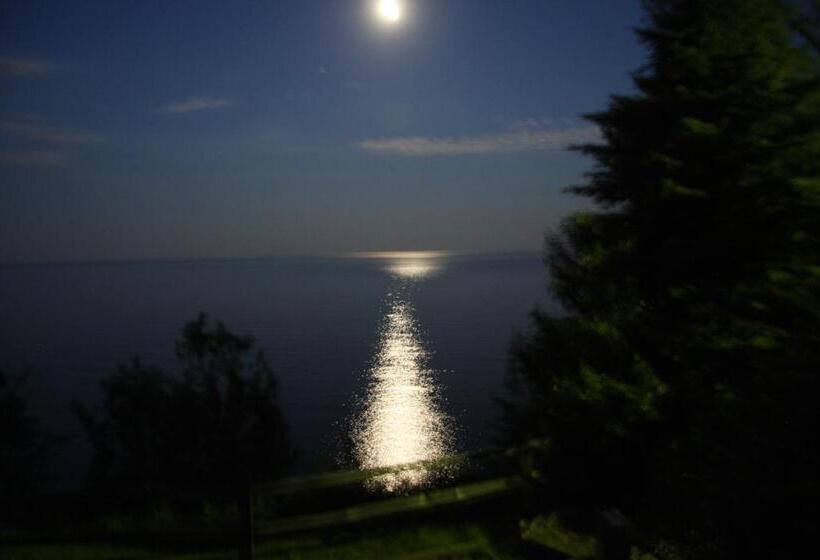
[358, 124, 601, 156]
[160, 96, 230, 114]
[0, 56, 51, 76]
[0, 150, 65, 166]
[507, 117, 580, 131]
[0, 122, 103, 144]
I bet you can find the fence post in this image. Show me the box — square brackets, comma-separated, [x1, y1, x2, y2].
[595, 508, 632, 560]
[238, 474, 254, 560]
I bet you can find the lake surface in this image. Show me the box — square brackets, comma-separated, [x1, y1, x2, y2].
[0, 252, 554, 489]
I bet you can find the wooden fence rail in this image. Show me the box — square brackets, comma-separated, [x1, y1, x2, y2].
[238, 440, 549, 559]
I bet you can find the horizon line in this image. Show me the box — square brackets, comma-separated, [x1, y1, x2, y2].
[0, 249, 544, 268]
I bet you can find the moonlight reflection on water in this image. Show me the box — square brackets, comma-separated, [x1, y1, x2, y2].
[351, 253, 455, 492]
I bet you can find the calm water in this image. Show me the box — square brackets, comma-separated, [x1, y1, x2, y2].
[0, 252, 553, 489]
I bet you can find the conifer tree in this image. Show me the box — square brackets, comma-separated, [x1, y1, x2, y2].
[509, 0, 820, 555]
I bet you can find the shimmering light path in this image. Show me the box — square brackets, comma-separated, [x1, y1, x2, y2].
[351, 252, 454, 492]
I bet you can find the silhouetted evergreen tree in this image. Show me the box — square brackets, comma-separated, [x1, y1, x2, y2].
[794, 0, 820, 53]
[73, 314, 293, 503]
[507, 0, 820, 556]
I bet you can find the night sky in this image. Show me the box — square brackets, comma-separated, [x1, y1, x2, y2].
[0, 1, 645, 263]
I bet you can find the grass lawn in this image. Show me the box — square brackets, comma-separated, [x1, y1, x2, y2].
[1, 519, 532, 560]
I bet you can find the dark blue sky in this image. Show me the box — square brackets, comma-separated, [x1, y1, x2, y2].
[0, 0, 645, 263]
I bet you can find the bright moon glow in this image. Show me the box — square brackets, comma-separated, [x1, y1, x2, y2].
[377, 0, 402, 24]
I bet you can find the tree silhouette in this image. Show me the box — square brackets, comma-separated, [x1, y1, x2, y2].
[73, 314, 293, 503]
[507, 0, 820, 556]
[0, 370, 55, 501]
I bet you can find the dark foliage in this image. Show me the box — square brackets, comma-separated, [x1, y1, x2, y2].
[0, 370, 56, 500]
[73, 314, 293, 502]
[506, 0, 820, 556]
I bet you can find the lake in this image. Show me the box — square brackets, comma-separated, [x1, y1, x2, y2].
[0, 252, 554, 489]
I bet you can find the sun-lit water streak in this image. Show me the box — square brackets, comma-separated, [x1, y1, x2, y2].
[351, 253, 454, 492]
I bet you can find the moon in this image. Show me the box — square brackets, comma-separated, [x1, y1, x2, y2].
[377, 0, 402, 24]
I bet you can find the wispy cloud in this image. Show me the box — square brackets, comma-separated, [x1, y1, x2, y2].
[358, 123, 600, 156]
[0, 150, 65, 166]
[0, 56, 51, 76]
[160, 96, 230, 114]
[1, 121, 103, 144]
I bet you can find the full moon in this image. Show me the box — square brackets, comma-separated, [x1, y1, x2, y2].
[377, 0, 402, 24]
